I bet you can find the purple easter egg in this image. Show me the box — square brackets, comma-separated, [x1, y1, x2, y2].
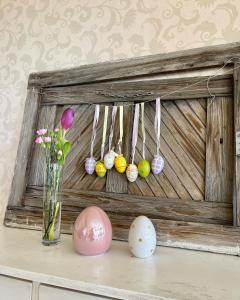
[151, 155, 164, 175]
[73, 206, 112, 256]
[85, 157, 96, 175]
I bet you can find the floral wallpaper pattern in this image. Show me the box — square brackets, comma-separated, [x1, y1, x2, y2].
[0, 0, 240, 222]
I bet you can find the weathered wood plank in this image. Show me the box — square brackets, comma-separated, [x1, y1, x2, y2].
[144, 104, 204, 200]
[147, 101, 205, 198]
[233, 64, 240, 225]
[4, 206, 240, 255]
[23, 186, 232, 225]
[106, 104, 133, 194]
[205, 97, 233, 203]
[161, 104, 205, 175]
[40, 75, 232, 105]
[28, 42, 240, 88]
[28, 105, 57, 186]
[8, 88, 41, 206]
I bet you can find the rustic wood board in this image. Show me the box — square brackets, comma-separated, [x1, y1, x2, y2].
[5, 42, 240, 255]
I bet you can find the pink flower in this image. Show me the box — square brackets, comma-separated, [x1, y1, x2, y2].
[44, 137, 51, 143]
[37, 129, 47, 135]
[35, 137, 43, 144]
[61, 108, 75, 130]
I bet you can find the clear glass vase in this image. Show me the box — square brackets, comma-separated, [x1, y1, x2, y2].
[42, 157, 63, 246]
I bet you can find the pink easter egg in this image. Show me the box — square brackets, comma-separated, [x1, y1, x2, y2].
[85, 157, 96, 175]
[151, 155, 164, 175]
[73, 206, 112, 256]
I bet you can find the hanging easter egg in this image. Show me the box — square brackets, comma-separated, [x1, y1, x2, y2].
[85, 157, 96, 175]
[151, 155, 164, 175]
[128, 216, 156, 258]
[138, 160, 150, 178]
[95, 161, 107, 177]
[104, 150, 117, 170]
[114, 154, 127, 173]
[126, 164, 138, 182]
[73, 206, 112, 256]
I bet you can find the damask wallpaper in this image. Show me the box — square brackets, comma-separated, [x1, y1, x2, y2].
[0, 0, 240, 222]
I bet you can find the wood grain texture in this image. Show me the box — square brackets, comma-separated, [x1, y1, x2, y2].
[205, 97, 233, 203]
[28, 42, 240, 88]
[8, 88, 40, 206]
[40, 75, 232, 105]
[130, 100, 206, 200]
[23, 186, 232, 225]
[233, 64, 240, 225]
[4, 206, 240, 255]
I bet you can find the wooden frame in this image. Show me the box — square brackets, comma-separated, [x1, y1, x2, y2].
[5, 42, 240, 255]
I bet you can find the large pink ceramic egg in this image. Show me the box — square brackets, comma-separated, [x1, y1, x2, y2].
[73, 206, 112, 256]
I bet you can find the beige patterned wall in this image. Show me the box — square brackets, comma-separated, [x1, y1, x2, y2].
[0, 0, 240, 222]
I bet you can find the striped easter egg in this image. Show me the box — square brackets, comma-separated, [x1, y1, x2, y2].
[126, 164, 138, 182]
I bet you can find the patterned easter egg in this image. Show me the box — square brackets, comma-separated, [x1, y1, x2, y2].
[128, 216, 156, 258]
[138, 160, 150, 178]
[73, 206, 112, 256]
[85, 157, 96, 175]
[95, 161, 107, 177]
[104, 150, 117, 170]
[114, 154, 127, 173]
[151, 155, 164, 175]
[126, 164, 138, 182]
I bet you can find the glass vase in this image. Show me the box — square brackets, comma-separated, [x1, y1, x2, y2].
[42, 157, 63, 246]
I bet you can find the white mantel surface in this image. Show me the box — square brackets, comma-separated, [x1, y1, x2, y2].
[0, 226, 240, 300]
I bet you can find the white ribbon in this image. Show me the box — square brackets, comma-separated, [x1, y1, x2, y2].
[90, 105, 100, 158]
[154, 97, 161, 156]
[141, 102, 146, 159]
[108, 106, 117, 152]
[131, 104, 139, 164]
[117, 105, 123, 154]
[101, 106, 109, 160]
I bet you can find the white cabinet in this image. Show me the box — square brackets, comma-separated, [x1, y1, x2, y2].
[39, 284, 109, 300]
[0, 275, 32, 300]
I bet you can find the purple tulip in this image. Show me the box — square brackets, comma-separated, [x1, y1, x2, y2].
[61, 108, 75, 130]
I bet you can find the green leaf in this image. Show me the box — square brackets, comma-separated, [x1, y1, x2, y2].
[62, 141, 71, 157]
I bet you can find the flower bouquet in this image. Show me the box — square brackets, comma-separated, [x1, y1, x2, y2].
[35, 108, 74, 245]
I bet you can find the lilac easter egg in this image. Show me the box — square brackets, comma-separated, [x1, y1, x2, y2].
[73, 206, 112, 256]
[85, 157, 96, 175]
[151, 155, 164, 175]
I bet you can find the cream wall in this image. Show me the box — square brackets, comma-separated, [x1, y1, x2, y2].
[1, 0, 240, 222]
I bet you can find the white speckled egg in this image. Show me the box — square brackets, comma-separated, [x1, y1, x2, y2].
[85, 157, 96, 175]
[128, 216, 156, 258]
[104, 150, 117, 170]
[126, 164, 138, 182]
[151, 155, 164, 175]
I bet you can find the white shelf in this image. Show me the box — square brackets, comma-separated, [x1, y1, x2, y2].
[0, 226, 239, 300]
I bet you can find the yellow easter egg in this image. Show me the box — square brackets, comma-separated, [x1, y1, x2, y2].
[114, 154, 127, 173]
[95, 161, 107, 177]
